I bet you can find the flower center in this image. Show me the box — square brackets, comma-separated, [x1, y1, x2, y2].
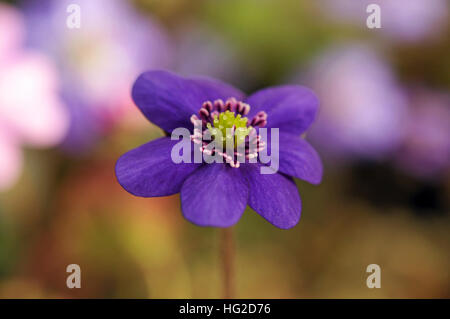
[190, 97, 267, 167]
[207, 110, 251, 148]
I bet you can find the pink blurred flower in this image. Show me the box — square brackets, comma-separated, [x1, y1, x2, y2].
[0, 4, 68, 191]
[24, 0, 172, 150]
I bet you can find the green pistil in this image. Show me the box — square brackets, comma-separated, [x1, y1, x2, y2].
[206, 110, 253, 148]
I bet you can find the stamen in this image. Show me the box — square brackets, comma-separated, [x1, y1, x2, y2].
[250, 111, 268, 127]
[202, 101, 213, 112]
[199, 108, 209, 121]
[190, 97, 267, 167]
[214, 99, 224, 112]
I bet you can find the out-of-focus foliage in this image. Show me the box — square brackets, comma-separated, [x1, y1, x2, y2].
[0, 0, 448, 298]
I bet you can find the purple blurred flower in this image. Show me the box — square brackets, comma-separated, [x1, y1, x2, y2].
[304, 46, 407, 161]
[23, 0, 172, 150]
[320, 0, 448, 42]
[115, 70, 322, 229]
[395, 89, 450, 180]
[0, 4, 68, 191]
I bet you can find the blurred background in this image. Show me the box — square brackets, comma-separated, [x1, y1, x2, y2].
[0, 0, 448, 298]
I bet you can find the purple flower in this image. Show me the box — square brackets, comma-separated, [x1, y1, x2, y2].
[115, 70, 322, 229]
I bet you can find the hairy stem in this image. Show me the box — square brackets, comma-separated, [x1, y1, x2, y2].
[220, 227, 235, 299]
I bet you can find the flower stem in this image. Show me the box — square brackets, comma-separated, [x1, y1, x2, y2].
[220, 227, 235, 299]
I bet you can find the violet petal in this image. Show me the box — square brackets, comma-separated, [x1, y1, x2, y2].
[245, 85, 318, 135]
[115, 137, 200, 197]
[264, 132, 323, 185]
[181, 163, 248, 227]
[241, 163, 301, 229]
[132, 70, 244, 133]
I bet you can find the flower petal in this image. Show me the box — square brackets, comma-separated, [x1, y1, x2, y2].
[132, 70, 244, 133]
[241, 163, 301, 229]
[181, 163, 248, 227]
[245, 85, 319, 135]
[189, 75, 245, 102]
[115, 137, 200, 197]
[264, 132, 323, 184]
